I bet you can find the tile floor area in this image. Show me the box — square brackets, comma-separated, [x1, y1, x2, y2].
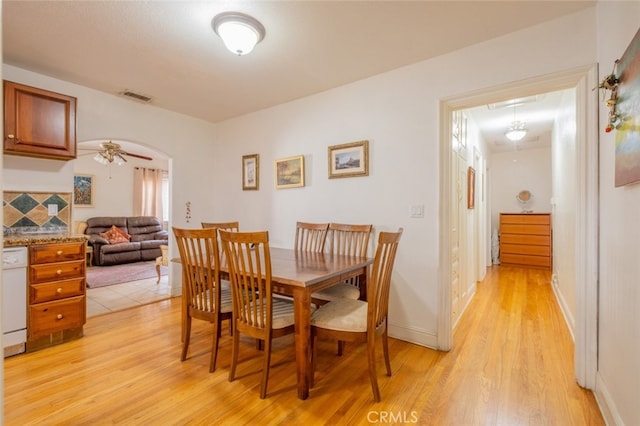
[86, 274, 173, 318]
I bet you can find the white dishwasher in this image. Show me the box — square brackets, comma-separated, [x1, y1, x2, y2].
[2, 246, 28, 357]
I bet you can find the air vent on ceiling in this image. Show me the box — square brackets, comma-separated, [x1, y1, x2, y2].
[119, 90, 153, 104]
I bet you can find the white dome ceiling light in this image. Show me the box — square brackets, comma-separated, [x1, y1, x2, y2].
[504, 104, 528, 142]
[212, 12, 265, 56]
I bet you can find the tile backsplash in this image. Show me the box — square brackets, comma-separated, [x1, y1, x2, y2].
[3, 191, 71, 235]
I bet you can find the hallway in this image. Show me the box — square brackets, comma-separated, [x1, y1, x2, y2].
[423, 265, 603, 424]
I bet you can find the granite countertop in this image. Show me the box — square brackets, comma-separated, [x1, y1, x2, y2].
[4, 234, 89, 247]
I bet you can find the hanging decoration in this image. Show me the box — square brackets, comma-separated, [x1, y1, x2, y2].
[598, 60, 621, 133]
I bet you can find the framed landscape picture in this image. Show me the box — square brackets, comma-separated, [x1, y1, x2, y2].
[73, 174, 94, 207]
[242, 154, 259, 190]
[275, 155, 305, 189]
[328, 140, 369, 178]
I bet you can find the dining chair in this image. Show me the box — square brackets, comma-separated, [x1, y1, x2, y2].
[173, 227, 233, 373]
[309, 228, 403, 402]
[311, 223, 373, 304]
[218, 229, 299, 399]
[201, 221, 239, 231]
[294, 221, 329, 253]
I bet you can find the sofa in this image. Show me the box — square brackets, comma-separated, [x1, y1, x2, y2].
[84, 216, 169, 266]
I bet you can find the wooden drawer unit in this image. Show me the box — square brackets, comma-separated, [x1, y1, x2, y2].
[500, 213, 552, 270]
[28, 296, 85, 339]
[27, 241, 86, 345]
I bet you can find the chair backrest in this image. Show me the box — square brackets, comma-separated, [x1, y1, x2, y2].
[294, 222, 329, 253]
[328, 223, 373, 257]
[201, 221, 240, 231]
[173, 227, 222, 317]
[368, 229, 403, 331]
[219, 229, 273, 334]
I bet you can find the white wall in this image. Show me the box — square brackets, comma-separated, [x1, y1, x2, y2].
[72, 148, 168, 222]
[551, 89, 578, 337]
[594, 3, 640, 425]
[214, 8, 597, 348]
[490, 146, 553, 236]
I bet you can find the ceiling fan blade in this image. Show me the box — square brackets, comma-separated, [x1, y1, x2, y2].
[122, 151, 153, 161]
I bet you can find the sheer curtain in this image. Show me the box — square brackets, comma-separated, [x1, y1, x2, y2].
[133, 167, 164, 224]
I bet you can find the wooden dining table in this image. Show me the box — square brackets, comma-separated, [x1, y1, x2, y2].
[174, 247, 373, 400]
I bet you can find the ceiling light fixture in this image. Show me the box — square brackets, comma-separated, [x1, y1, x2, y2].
[212, 12, 265, 56]
[504, 104, 528, 141]
[92, 142, 128, 166]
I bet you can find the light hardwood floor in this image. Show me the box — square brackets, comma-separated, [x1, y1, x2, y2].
[4, 266, 604, 425]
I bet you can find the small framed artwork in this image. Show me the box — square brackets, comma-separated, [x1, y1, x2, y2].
[328, 140, 369, 179]
[73, 174, 94, 207]
[467, 166, 475, 209]
[275, 155, 305, 189]
[242, 154, 259, 190]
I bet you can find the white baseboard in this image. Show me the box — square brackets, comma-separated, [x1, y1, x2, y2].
[551, 273, 575, 342]
[388, 323, 438, 350]
[595, 371, 625, 426]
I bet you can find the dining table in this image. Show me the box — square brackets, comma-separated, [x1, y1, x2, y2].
[174, 247, 373, 400]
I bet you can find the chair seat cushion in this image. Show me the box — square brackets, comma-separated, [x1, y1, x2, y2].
[312, 283, 360, 302]
[243, 297, 317, 329]
[311, 298, 368, 332]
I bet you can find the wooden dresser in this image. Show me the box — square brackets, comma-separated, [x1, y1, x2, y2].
[499, 213, 552, 270]
[27, 241, 86, 351]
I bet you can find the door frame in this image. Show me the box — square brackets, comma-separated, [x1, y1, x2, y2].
[437, 64, 599, 388]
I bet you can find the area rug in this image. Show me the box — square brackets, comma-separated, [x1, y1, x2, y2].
[86, 261, 167, 288]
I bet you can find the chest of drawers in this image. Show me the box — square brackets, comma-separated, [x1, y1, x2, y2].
[27, 242, 86, 348]
[499, 213, 552, 270]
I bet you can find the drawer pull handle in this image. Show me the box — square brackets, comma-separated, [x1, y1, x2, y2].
[56, 269, 62, 275]
[56, 288, 63, 294]
[56, 314, 64, 320]
[56, 250, 63, 256]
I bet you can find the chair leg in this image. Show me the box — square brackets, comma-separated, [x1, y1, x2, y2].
[367, 340, 381, 402]
[229, 327, 240, 382]
[260, 337, 272, 399]
[382, 328, 392, 376]
[209, 320, 221, 373]
[181, 316, 192, 361]
[337, 340, 345, 356]
[156, 264, 161, 284]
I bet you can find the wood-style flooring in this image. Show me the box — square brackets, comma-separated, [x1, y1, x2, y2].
[3, 266, 604, 425]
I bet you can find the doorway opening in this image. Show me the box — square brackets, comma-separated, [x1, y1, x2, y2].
[438, 65, 599, 389]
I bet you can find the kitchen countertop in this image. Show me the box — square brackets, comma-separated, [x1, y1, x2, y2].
[3, 234, 89, 247]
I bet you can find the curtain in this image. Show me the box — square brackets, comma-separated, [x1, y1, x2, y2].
[133, 167, 164, 223]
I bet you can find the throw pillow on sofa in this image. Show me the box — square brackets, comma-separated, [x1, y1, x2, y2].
[100, 225, 131, 244]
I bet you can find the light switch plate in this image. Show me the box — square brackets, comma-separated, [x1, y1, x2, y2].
[410, 205, 424, 218]
[47, 204, 58, 216]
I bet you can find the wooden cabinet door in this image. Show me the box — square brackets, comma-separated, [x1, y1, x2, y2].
[3, 80, 77, 160]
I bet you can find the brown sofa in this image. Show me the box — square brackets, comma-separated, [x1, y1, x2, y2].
[84, 216, 169, 266]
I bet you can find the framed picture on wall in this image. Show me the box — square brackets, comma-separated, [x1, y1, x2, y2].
[275, 155, 305, 189]
[467, 167, 475, 209]
[242, 154, 259, 190]
[73, 174, 94, 207]
[328, 140, 369, 178]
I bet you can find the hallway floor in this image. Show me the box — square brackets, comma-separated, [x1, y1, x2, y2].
[86, 274, 172, 318]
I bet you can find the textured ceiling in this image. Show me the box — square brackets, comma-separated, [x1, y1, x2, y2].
[3, 1, 594, 125]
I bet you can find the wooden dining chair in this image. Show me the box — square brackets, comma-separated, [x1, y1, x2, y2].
[218, 229, 298, 399]
[311, 223, 373, 304]
[173, 227, 233, 373]
[310, 228, 403, 402]
[201, 221, 239, 231]
[294, 221, 329, 253]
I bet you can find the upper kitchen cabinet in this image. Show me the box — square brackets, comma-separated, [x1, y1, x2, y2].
[3, 80, 77, 161]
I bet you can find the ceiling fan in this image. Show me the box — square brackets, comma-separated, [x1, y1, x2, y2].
[80, 141, 153, 165]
